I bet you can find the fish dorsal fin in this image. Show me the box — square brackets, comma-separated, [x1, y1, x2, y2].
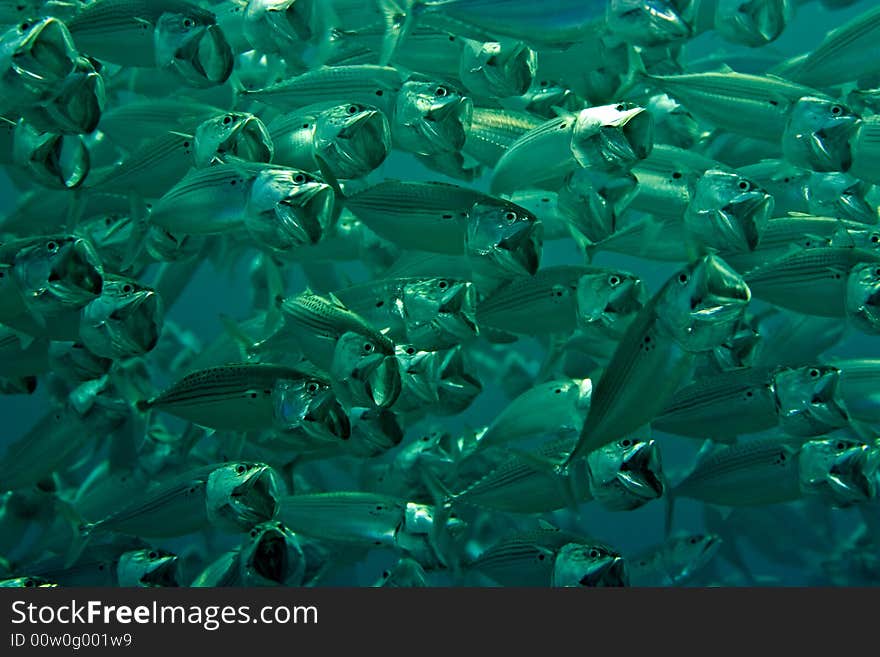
[327, 292, 347, 309]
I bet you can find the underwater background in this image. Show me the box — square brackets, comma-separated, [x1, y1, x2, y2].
[0, 0, 879, 587]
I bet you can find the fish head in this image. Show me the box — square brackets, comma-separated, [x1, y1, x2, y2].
[773, 365, 850, 436]
[576, 268, 645, 329]
[273, 375, 351, 442]
[155, 11, 233, 87]
[435, 345, 483, 415]
[206, 462, 281, 532]
[657, 254, 751, 351]
[346, 407, 404, 457]
[12, 122, 90, 188]
[331, 330, 402, 409]
[587, 436, 665, 511]
[243, 0, 323, 54]
[558, 168, 640, 242]
[144, 226, 205, 263]
[685, 170, 774, 254]
[79, 275, 164, 359]
[0, 577, 58, 588]
[0, 17, 78, 103]
[458, 39, 537, 99]
[846, 262, 880, 335]
[193, 112, 274, 166]
[807, 172, 877, 225]
[13, 234, 103, 314]
[78, 213, 134, 271]
[394, 80, 473, 155]
[799, 438, 879, 507]
[645, 93, 700, 149]
[606, 0, 693, 46]
[783, 97, 860, 172]
[714, 0, 792, 47]
[314, 103, 392, 179]
[401, 278, 478, 349]
[246, 168, 336, 250]
[118, 549, 179, 588]
[666, 533, 722, 576]
[521, 78, 582, 118]
[27, 54, 105, 135]
[552, 542, 629, 587]
[465, 200, 542, 277]
[395, 343, 443, 408]
[241, 521, 305, 586]
[377, 558, 428, 588]
[571, 103, 654, 173]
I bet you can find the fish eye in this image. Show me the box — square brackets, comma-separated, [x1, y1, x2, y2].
[148, 551, 158, 559]
[223, 115, 233, 125]
[621, 439, 631, 447]
[382, 570, 390, 578]
[122, 283, 133, 294]
[183, 18, 194, 28]
[19, 22, 29, 31]
[677, 272, 689, 284]
[504, 211, 517, 221]
[837, 442, 846, 450]
[306, 382, 319, 393]
[608, 275, 621, 286]
[809, 368, 821, 378]
[293, 173, 307, 184]
[347, 105, 359, 114]
[236, 464, 247, 474]
[434, 86, 448, 97]
[870, 234, 879, 244]
[671, 171, 682, 180]
[438, 280, 448, 289]
[46, 240, 59, 253]
[363, 342, 374, 353]
[688, 537, 699, 545]
[874, 267, 880, 277]
[24, 578, 35, 587]
[406, 347, 415, 355]
[830, 105, 843, 116]
[539, 80, 548, 87]
[589, 549, 600, 559]
[737, 180, 751, 191]
[250, 529, 258, 538]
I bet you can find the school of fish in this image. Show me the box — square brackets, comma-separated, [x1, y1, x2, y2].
[0, 0, 879, 588]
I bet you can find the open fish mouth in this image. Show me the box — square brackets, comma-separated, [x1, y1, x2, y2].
[691, 255, 751, 319]
[328, 108, 392, 177]
[230, 465, 280, 525]
[45, 237, 103, 307]
[561, 551, 628, 588]
[20, 130, 91, 189]
[836, 183, 876, 224]
[826, 447, 878, 505]
[811, 121, 859, 172]
[362, 354, 402, 408]
[11, 18, 77, 93]
[491, 218, 543, 276]
[494, 42, 537, 97]
[421, 96, 473, 152]
[721, 0, 790, 46]
[573, 105, 653, 171]
[140, 554, 179, 587]
[303, 391, 352, 442]
[126, 290, 163, 353]
[34, 56, 104, 135]
[618, 440, 665, 500]
[171, 24, 233, 87]
[252, 529, 289, 584]
[219, 117, 274, 163]
[721, 192, 775, 252]
[275, 182, 335, 246]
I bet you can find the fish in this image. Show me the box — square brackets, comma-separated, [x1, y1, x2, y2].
[138, 363, 334, 432]
[781, 96, 860, 173]
[457, 38, 536, 100]
[192, 111, 274, 167]
[268, 102, 392, 180]
[116, 548, 180, 587]
[744, 246, 880, 318]
[566, 255, 751, 465]
[466, 525, 624, 587]
[797, 438, 879, 507]
[491, 103, 654, 195]
[628, 533, 722, 586]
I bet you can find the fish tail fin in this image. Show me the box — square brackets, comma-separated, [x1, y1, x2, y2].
[376, 0, 413, 66]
